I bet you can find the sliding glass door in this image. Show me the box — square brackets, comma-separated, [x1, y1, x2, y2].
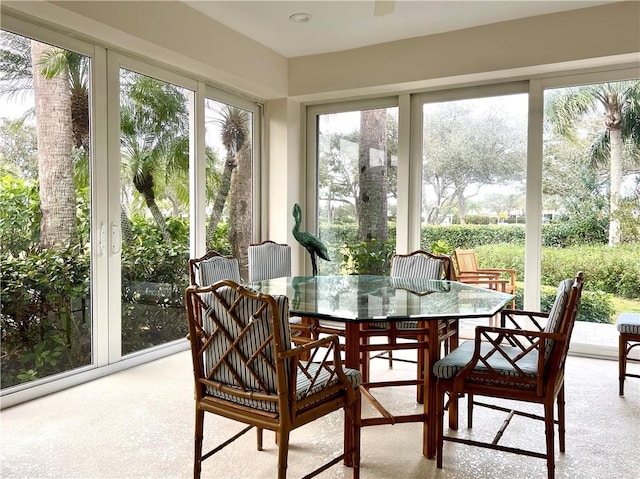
[0, 28, 95, 388]
[0, 19, 262, 405]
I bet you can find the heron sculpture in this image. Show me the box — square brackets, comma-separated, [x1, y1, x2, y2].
[292, 203, 330, 276]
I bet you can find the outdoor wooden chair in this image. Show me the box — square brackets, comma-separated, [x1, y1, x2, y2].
[362, 250, 457, 403]
[454, 248, 516, 308]
[189, 251, 241, 286]
[434, 271, 584, 479]
[185, 280, 362, 479]
[617, 312, 640, 396]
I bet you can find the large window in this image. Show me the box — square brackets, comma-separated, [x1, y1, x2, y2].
[0, 19, 261, 405]
[420, 91, 528, 304]
[314, 103, 399, 275]
[118, 68, 193, 356]
[204, 96, 255, 279]
[542, 79, 640, 324]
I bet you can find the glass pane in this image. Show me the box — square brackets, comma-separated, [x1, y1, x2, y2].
[119, 69, 191, 355]
[317, 107, 399, 275]
[1, 31, 92, 388]
[204, 98, 253, 279]
[422, 94, 527, 304]
[543, 80, 640, 326]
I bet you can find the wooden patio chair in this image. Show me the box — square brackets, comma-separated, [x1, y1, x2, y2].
[185, 280, 362, 479]
[454, 248, 516, 295]
[434, 271, 584, 479]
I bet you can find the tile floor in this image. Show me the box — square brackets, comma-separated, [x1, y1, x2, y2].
[1, 346, 639, 479]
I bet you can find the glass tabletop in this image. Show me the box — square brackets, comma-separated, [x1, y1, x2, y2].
[246, 275, 514, 323]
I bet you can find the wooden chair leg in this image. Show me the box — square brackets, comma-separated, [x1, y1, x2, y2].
[194, 408, 204, 479]
[276, 430, 290, 479]
[436, 384, 445, 469]
[557, 386, 566, 453]
[349, 395, 362, 478]
[256, 427, 263, 451]
[619, 334, 626, 396]
[417, 343, 425, 404]
[544, 401, 555, 479]
[467, 393, 474, 428]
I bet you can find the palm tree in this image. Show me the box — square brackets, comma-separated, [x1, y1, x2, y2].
[206, 106, 249, 248]
[1, 32, 92, 248]
[358, 108, 388, 243]
[545, 81, 640, 245]
[119, 72, 190, 242]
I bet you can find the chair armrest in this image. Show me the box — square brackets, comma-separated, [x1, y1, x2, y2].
[458, 271, 502, 280]
[280, 335, 358, 402]
[453, 325, 566, 394]
[457, 275, 510, 292]
[500, 309, 550, 331]
[479, 268, 517, 275]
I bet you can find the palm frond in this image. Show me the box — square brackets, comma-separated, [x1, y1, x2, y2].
[588, 130, 610, 169]
[36, 45, 68, 79]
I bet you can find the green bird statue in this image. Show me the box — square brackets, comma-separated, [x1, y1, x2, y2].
[292, 203, 330, 276]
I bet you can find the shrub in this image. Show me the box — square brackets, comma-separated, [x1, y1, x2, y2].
[513, 282, 614, 323]
[341, 239, 395, 275]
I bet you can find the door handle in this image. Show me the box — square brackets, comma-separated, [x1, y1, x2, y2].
[111, 223, 121, 255]
[98, 222, 106, 256]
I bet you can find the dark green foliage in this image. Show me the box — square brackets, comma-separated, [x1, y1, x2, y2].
[120, 216, 189, 355]
[513, 284, 614, 324]
[0, 173, 194, 386]
[341, 239, 395, 275]
[422, 221, 609, 251]
[1, 245, 91, 388]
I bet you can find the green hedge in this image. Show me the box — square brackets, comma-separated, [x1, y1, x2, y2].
[475, 243, 640, 300]
[514, 284, 614, 324]
[422, 221, 608, 250]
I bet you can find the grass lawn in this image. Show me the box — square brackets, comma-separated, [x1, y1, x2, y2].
[612, 297, 640, 316]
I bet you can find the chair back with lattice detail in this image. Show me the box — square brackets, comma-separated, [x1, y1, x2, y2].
[189, 251, 241, 286]
[185, 279, 362, 479]
[187, 280, 291, 412]
[248, 241, 292, 282]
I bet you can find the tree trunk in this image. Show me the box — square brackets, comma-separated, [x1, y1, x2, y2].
[228, 144, 252, 279]
[456, 187, 467, 225]
[608, 127, 623, 246]
[141, 186, 171, 243]
[206, 155, 236, 248]
[31, 40, 77, 250]
[357, 109, 388, 243]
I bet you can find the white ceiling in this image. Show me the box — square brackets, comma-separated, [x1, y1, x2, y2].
[183, 0, 613, 58]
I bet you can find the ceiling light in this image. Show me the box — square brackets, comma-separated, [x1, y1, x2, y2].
[289, 12, 312, 23]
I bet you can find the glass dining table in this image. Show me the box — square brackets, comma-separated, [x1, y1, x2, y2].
[246, 274, 514, 459]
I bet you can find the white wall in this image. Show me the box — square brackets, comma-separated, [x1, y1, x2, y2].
[289, 2, 640, 101]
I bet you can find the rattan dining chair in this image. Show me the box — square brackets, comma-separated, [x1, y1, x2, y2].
[617, 312, 640, 396]
[247, 240, 292, 282]
[362, 250, 456, 403]
[434, 271, 584, 479]
[185, 280, 362, 479]
[189, 251, 241, 286]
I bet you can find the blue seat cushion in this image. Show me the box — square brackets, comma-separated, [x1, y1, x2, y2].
[433, 340, 539, 380]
